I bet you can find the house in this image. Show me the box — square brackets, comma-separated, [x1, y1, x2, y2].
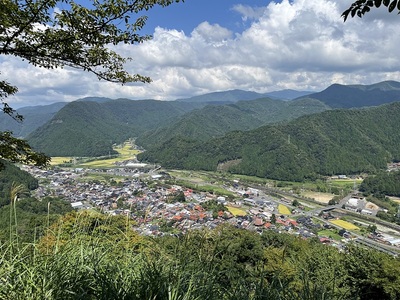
[71, 201, 84, 209]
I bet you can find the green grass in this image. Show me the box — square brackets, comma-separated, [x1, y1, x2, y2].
[317, 229, 343, 241]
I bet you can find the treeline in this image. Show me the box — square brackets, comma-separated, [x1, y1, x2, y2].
[3, 210, 400, 299]
[360, 170, 400, 197]
[139, 102, 400, 181]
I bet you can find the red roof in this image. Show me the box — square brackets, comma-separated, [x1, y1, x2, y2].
[254, 217, 264, 226]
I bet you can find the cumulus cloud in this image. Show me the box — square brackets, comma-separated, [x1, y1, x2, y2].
[3, 0, 400, 107]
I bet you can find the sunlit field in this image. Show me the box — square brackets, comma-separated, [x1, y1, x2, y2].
[301, 191, 334, 204]
[50, 157, 73, 165]
[330, 219, 360, 230]
[50, 143, 141, 168]
[278, 204, 291, 215]
[227, 206, 247, 217]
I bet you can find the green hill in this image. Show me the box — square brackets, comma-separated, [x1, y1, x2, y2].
[299, 80, 400, 108]
[137, 97, 330, 148]
[138, 102, 400, 181]
[0, 102, 68, 138]
[27, 99, 203, 157]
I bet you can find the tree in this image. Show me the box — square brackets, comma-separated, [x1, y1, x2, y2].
[342, 0, 400, 21]
[0, 0, 184, 167]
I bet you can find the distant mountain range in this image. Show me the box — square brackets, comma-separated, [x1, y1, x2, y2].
[3, 80, 400, 181]
[0, 102, 67, 137]
[176, 89, 312, 103]
[298, 80, 400, 108]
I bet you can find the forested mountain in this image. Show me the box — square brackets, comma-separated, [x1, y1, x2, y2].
[17, 80, 400, 159]
[137, 97, 330, 148]
[27, 99, 203, 156]
[0, 102, 67, 137]
[299, 80, 400, 108]
[138, 101, 400, 181]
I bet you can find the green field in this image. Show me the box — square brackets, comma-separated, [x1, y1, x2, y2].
[318, 229, 343, 241]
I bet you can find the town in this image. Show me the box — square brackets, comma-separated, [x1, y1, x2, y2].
[22, 160, 400, 257]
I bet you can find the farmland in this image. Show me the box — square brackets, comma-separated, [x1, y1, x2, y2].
[330, 219, 360, 230]
[227, 206, 247, 217]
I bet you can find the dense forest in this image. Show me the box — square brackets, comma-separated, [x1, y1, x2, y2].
[360, 171, 400, 197]
[1, 210, 400, 300]
[139, 102, 400, 181]
[137, 98, 329, 148]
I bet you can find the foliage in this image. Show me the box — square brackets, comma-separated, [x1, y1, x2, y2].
[27, 99, 202, 157]
[0, 131, 50, 169]
[360, 171, 400, 197]
[0, 102, 67, 138]
[1, 219, 400, 299]
[0, 0, 184, 165]
[342, 0, 400, 21]
[0, 196, 73, 243]
[139, 101, 400, 181]
[201, 200, 227, 213]
[0, 160, 38, 206]
[137, 97, 330, 149]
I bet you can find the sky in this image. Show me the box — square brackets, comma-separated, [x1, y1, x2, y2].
[3, 0, 400, 108]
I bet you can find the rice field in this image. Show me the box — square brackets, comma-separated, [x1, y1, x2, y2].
[51, 143, 141, 168]
[227, 206, 247, 217]
[278, 204, 291, 215]
[50, 157, 73, 165]
[330, 219, 360, 230]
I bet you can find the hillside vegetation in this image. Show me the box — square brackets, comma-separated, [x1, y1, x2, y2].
[2, 210, 400, 300]
[139, 102, 400, 181]
[138, 97, 329, 148]
[299, 80, 400, 108]
[27, 99, 202, 157]
[0, 102, 67, 137]
[0, 160, 38, 207]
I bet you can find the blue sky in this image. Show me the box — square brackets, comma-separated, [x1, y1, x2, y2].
[141, 0, 264, 35]
[3, 0, 400, 107]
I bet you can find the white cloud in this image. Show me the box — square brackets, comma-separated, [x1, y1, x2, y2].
[3, 0, 400, 107]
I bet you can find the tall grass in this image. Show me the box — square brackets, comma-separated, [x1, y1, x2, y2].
[0, 210, 350, 300]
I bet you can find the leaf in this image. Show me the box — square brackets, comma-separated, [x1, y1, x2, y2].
[383, 0, 390, 5]
[362, 5, 371, 14]
[389, 0, 397, 12]
[397, 0, 400, 10]
[367, 0, 382, 7]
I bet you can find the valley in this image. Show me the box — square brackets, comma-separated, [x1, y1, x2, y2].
[22, 140, 400, 257]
